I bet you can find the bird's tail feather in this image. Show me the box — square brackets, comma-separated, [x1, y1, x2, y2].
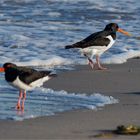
[65, 41, 82, 49]
[65, 45, 74, 49]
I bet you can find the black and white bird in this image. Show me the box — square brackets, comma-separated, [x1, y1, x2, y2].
[65, 23, 131, 70]
[0, 63, 57, 110]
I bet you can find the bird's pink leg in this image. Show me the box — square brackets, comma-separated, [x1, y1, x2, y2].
[21, 91, 26, 110]
[16, 90, 23, 110]
[88, 58, 94, 69]
[96, 55, 107, 70]
[84, 54, 94, 69]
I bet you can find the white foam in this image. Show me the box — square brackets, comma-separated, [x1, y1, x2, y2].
[102, 50, 140, 64]
[15, 56, 73, 68]
[48, 12, 61, 17]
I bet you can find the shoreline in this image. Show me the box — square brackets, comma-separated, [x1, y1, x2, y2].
[0, 58, 140, 139]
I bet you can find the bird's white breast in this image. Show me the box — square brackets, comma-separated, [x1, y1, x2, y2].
[10, 77, 33, 91]
[9, 76, 50, 91]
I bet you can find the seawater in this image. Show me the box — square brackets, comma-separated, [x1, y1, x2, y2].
[0, 0, 139, 120]
[0, 0, 139, 68]
[0, 76, 118, 120]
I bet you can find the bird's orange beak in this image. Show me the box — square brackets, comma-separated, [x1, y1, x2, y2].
[0, 68, 5, 72]
[117, 28, 132, 36]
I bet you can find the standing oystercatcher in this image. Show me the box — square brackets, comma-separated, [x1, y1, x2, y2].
[0, 63, 57, 110]
[65, 23, 131, 70]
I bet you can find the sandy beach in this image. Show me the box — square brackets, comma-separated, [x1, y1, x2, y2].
[0, 58, 140, 140]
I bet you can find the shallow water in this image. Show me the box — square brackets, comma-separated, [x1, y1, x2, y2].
[0, 76, 118, 120]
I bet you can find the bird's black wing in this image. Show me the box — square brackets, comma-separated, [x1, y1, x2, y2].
[81, 37, 110, 49]
[17, 66, 52, 85]
[65, 31, 110, 49]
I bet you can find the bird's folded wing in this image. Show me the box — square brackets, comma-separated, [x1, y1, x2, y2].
[71, 31, 110, 49]
[81, 37, 110, 48]
[17, 67, 51, 85]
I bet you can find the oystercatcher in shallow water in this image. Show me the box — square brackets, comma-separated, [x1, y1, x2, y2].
[65, 23, 131, 70]
[0, 63, 57, 110]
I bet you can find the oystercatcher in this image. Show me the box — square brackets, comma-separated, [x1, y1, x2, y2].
[0, 63, 57, 110]
[65, 23, 131, 70]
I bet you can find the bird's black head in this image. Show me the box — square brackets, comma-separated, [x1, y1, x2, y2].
[1, 63, 19, 82]
[104, 23, 131, 36]
[104, 23, 119, 32]
[3, 63, 17, 71]
[0, 63, 17, 72]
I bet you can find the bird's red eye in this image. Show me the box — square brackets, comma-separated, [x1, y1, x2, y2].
[6, 64, 12, 68]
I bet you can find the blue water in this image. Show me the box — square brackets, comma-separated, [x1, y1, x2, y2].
[0, 0, 139, 67]
[0, 0, 139, 120]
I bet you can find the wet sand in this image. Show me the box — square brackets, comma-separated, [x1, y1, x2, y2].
[0, 58, 140, 139]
